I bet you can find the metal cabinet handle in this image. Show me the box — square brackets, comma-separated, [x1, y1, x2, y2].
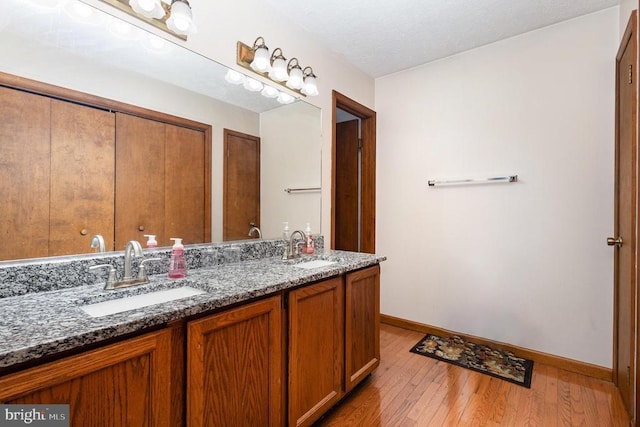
[607, 237, 623, 247]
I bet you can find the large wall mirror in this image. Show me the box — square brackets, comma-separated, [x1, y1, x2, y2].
[0, 0, 322, 261]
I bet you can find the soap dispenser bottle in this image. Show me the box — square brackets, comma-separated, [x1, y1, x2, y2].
[282, 222, 290, 240]
[168, 238, 187, 278]
[304, 223, 315, 254]
[144, 234, 157, 248]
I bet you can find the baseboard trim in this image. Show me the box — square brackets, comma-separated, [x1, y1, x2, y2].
[380, 314, 612, 382]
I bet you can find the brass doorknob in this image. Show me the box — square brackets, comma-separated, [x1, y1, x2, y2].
[607, 237, 623, 247]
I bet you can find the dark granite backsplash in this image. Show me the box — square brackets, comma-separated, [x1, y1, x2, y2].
[0, 237, 324, 299]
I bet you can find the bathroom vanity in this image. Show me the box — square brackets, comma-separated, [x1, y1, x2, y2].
[0, 240, 384, 427]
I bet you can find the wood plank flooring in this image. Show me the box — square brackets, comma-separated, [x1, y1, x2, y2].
[315, 324, 630, 426]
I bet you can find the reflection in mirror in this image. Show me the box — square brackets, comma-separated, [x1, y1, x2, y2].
[0, 0, 321, 261]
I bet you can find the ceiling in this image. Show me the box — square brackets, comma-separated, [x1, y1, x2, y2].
[263, 0, 621, 78]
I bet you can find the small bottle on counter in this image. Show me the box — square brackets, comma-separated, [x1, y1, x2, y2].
[304, 223, 315, 254]
[144, 234, 158, 248]
[168, 238, 187, 278]
[282, 222, 290, 240]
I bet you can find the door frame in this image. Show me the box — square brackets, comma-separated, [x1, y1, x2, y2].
[331, 91, 376, 253]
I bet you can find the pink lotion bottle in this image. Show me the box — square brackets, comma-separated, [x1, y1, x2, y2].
[168, 238, 187, 278]
[304, 223, 315, 254]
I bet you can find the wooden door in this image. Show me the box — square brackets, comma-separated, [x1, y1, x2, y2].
[49, 100, 115, 256]
[223, 129, 260, 241]
[336, 119, 360, 252]
[115, 113, 165, 250]
[613, 11, 637, 421]
[187, 296, 282, 427]
[165, 124, 208, 246]
[0, 87, 51, 260]
[288, 277, 344, 427]
[345, 265, 380, 392]
[0, 329, 175, 426]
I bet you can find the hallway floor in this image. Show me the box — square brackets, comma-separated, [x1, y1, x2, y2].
[315, 324, 630, 426]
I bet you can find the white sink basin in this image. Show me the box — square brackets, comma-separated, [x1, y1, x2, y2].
[293, 260, 337, 269]
[80, 286, 206, 318]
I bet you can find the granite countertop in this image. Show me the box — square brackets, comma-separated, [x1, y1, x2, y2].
[0, 250, 385, 371]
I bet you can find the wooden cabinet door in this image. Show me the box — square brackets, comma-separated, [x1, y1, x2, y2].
[50, 100, 115, 256]
[115, 112, 165, 250]
[187, 296, 283, 427]
[0, 87, 51, 260]
[345, 265, 380, 392]
[165, 124, 208, 246]
[116, 113, 209, 249]
[288, 277, 344, 427]
[0, 329, 175, 427]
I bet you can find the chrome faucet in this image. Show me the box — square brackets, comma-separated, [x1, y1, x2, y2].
[248, 226, 262, 239]
[283, 230, 307, 260]
[89, 240, 160, 290]
[123, 240, 144, 281]
[90, 234, 106, 253]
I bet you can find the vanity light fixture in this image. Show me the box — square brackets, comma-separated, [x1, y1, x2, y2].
[268, 48, 288, 82]
[129, 0, 164, 19]
[243, 77, 264, 92]
[286, 58, 304, 90]
[261, 85, 279, 98]
[301, 67, 319, 96]
[250, 37, 270, 72]
[238, 36, 319, 97]
[277, 92, 295, 104]
[224, 69, 246, 85]
[98, 0, 195, 39]
[166, 0, 196, 35]
[224, 67, 301, 104]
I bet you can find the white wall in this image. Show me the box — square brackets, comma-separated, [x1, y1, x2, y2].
[260, 102, 322, 238]
[619, 0, 637, 32]
[376, 8, 618, 367]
